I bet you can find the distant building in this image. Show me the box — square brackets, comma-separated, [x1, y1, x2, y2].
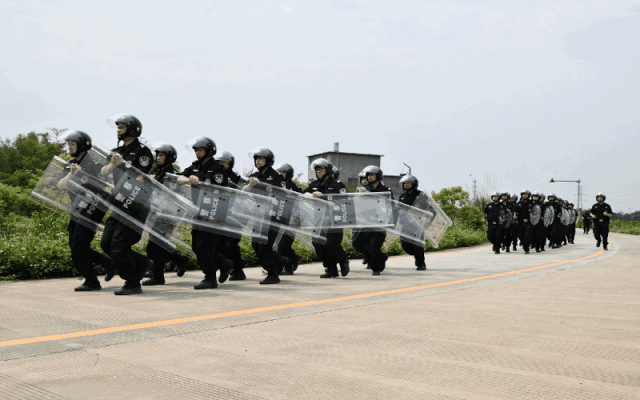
[307, 143, 403, 197]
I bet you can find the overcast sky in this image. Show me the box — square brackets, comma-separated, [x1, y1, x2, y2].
[2, 0, 639, 211]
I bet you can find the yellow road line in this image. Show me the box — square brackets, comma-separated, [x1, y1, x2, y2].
[0, 250, 605, 348]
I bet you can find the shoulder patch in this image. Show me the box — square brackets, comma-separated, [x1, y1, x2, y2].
[339, 188, 347, 194]
[281, 181, 287, 188]
[139, 156, 151, 167]
[214, 174, 224, 184]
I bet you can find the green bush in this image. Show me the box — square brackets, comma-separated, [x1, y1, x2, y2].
[459, 205, 484, 230]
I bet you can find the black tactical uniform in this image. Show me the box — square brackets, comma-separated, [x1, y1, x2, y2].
[304, 174, 350, 278]
[582, 210, 592, 234]
[277, 177, 303, 274]
[591, 200, 613, 250]
[514, 197, 534, 253]
[180, 156, 232, 287]
[352, 180, 393, 274]
[399, 188, 428, 265]
[64, 151, 112, 291]
[216, 167, 248, 280]
[100, 138, 154, 293]
[248, 165, 289, 283]
[533, 196, 547, 252]
[143, 161, 190, 285]
[484, 198, 504, 253]
[549, 199, 565, 248]
[508, 195, 519, 250]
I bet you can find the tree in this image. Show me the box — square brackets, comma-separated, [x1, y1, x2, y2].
[0, 130, 66, 174]
[431, 186, 470, 221]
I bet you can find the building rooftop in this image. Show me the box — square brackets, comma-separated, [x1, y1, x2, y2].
[307, 150, 384, 158]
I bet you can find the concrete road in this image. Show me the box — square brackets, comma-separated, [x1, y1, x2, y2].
[0, 232, 638, 399]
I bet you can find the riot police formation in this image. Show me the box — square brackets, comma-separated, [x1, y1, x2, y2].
[590, 193, 613, 251]
[304, 159, 350, 278]
[57, 131, 114, 291]
[37, 113, 619, 293]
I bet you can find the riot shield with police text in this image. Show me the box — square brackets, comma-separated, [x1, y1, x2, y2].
[248, 181, 332, 244]
[543, 206, 554, 227]
[31, 156, 106, 232]
[321, 192, 394, 232]
[388, 199, 435, 247]
[411, 192, 453, 248]
[560, 208, 571, 226]
[530, 203, 542, 226]
[163, 174, 272, 243]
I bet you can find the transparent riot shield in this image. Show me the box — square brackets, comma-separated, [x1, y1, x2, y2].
[66, 155, 188, 252]
[321, 192, 394, 231]
[560, 208, 571, 226]
[530, 203, 542, 226]
[247, 181, 332, 244]
[388, 200, 435, 247]
[411, 192, 453, 248]
[499, 206, 514, 229]
[570, 209, 578, 224]
[543, 206, 554, 227]
[31, 156, 106, 232]
[163, 173, 272, 243]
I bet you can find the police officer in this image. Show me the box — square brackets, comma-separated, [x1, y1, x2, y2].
[242, 148, 290, 284]
[509, 193, 519, 251]
[304, 159, 350, 278]
[582, 208, 593, 234]
[57, 131, 114, 291]
[214, 150, 248, 281]
[141, 144, 191, 286]
[531, 192, 545, 252]
[484, 191, 504, 254]
[499, 191, 512, 252]
[567, 202, 577, 244]
[274, 163, 303, 275]
[176, 137, 233, 289]
[513, 189, 534, 254]
[549, 195, 565, 249]
[562, 200, 571, 245]
[352, 166, 393, 275]
[590, 193, 613, 250]
[398, 175, 427, 269]
[100, 114, 155, 295]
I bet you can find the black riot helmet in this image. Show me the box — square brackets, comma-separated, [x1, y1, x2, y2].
[358, 170, 369, 186]
[501, 191, 510, 200]
[539, 193, 546, 203]
[596, 192, 606, 202]
[531, 191, 541, 201]
[107, 113, 142, 140]
[332, 165, 340, 180]
[563, 199, 569, 206]
[361, 165, 383, 184]
[154, 143, 177, 165]
[400, 175, 419, 192]
[555, 196, 563, 204]
[61, 130, 92, 158]
[274, 163, 294, 181]
[310, 159, 333, 180]
[214, 151, 235, 170]
[510, 194, 518, 202]
[547, 193, 556, 202]
[520, 189, 531, 199]
[187, 137, 216, 160]
[491, 191, 500, 202]
[249, 147, 275, 170]
[568, 202, 574, 208]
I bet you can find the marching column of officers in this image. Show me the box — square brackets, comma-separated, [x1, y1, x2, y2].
[58, 114, 428, 295]
[484, 190, 613, 255]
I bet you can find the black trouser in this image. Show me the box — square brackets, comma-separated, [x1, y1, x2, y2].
[68, 220, 103, 281]
[146, 240, 188, 281]
[277, 234, 299, 272]
[583, 220, 592, 234]
[313, 231, 348, 272]
[191, 228, 227, 279]
[533, 223, 547, 250]
[510, 223, 519, 247]
[352, 230, 387, 272]
[487, 222, 503, 251]
[502, 225, 512, 248]
[252, 229, 281, 275]
[517, 221, 534, 251]
[101, 217, 148, 284]
[217, 236, 244, 274]
[401, 240, 425, 264]
[569, 224, 576, 242]
[593, 222, 609, 246]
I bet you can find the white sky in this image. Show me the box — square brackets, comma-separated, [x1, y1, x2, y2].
[2, 0, 639, 211]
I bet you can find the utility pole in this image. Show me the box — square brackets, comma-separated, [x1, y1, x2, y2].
[550, 178, 581, 209]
